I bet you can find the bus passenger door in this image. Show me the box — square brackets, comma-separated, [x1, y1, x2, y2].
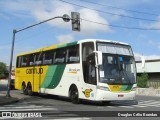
[82, 42, 97, 100]
[85, 54, 97, 85]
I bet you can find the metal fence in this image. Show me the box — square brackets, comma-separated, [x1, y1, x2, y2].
[147, 80, 160, 89]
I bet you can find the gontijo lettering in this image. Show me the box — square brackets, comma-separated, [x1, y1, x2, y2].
[26, 68, 43, 74]
[68, 68, 80, 74]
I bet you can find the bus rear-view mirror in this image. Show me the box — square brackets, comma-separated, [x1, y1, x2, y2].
[94, 51, 102, 66]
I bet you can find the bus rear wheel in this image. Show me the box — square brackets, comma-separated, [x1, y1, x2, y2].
[27, 83, 33, 96]
[22, 83, 28, 95]
[70, 86, 80, 104]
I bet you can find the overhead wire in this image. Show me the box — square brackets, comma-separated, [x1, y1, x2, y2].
[57, 0, 159, 22]
[79, 0, 159, 16]
[3, 0, 160, 47]
[81, 18, 160, 30]
[3, 17, 160, 47]
[56, 0, 160, 30]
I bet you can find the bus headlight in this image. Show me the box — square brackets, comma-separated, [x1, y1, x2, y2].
[97, 86, 110, 91]
[131, 87, 137, 91]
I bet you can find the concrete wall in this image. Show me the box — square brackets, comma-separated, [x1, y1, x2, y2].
[136, 60, 160, 73]
[136, 88, 160, 97]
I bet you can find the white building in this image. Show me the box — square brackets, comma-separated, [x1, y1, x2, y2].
[136, 59, 160, 74]
[136, 59, 160, 88]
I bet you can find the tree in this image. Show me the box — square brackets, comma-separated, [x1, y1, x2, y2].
[137, 72, 149, 88]
[0, 62, 6, 79]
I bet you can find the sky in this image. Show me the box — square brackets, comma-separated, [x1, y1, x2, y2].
[0, 0, 160, 65]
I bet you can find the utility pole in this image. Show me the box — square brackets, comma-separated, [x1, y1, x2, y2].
[6, 29, 16, 97]
[6, 12, 80, 97]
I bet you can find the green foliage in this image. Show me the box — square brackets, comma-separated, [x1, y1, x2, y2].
[137, 72, 149, 88]
[0, 62, 6, 78]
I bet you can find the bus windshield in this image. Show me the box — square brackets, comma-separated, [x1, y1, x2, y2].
[97, 42, 136, 85]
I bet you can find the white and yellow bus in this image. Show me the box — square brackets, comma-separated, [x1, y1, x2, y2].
[15, 39, 137, 104]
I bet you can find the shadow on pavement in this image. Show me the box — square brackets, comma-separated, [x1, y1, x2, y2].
[34, 93, 138, 106]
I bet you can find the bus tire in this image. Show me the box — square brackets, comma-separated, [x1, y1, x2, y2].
[69, 86, 80, 104]
[22, 82, 28, 95]
[27, 82, 33, 96]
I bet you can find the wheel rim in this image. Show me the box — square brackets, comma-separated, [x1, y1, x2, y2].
[71, 90, 78, 99]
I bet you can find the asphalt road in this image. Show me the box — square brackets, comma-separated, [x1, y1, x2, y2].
[0, 83, 160, 119]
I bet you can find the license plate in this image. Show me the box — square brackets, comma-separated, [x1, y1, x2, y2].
[118, 94, 124, 97]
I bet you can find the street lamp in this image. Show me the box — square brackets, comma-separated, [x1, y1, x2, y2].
[6, 13, 77, 97]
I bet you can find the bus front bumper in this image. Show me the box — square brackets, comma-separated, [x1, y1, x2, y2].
[96, 89, 136, 101]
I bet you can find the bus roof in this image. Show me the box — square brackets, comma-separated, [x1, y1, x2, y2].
[17, 39, 129, 56]
[17, 41, 78, 56]
[78, 39, 129, 45]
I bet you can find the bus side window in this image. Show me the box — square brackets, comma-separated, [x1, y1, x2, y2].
[29, 54, 35, 66]
[43, 50, 53, 65]
[54, 48, 66, 64]
[16, 56, 21, 68]
[66, 45, 79, 63]
[21, 55, 28, 67]
[35, 52, 43, 66]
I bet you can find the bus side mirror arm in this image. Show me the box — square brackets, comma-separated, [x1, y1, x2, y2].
[94, 51, 102, 66]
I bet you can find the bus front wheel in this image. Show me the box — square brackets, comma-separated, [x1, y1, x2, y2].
[70, 86, 80, 104]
